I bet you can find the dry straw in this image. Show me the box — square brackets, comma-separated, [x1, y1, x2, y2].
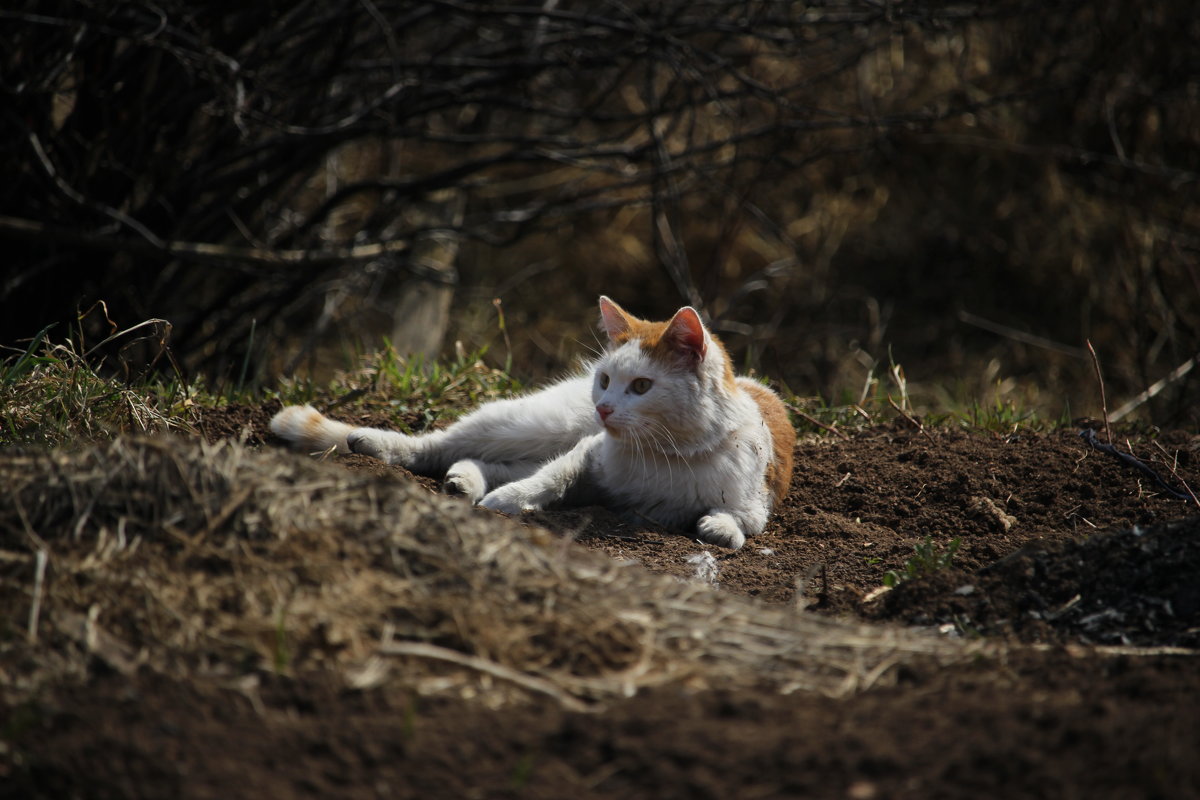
[0, 436, 980, 710]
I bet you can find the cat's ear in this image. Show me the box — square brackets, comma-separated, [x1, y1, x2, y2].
[598, 295, 634, 342]
[662, 306, 708, 363]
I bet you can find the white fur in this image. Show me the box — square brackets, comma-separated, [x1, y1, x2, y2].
[268, 405, 355, 454]
[271, 308, 780, 549]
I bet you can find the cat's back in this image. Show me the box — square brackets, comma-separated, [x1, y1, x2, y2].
[735, 378, 795, 504]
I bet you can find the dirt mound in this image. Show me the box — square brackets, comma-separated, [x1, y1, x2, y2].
[246, 411, 1199, 632]
[4, 418, 1199, 798]
[11, 651, 1198, 800]
[871, 516, 1200, 647]
[0, 436, 968, 712]
[194, 399, 281, 445]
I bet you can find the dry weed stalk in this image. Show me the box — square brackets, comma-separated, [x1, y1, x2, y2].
[1085, 339, 1113, 444]
[0, 436, 980, 710]
[1151, 441, 1200, 511]
[887, 396, 933, 442]
[787, 403, 851, 441]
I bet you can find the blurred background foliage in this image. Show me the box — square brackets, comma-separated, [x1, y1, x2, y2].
[2, 0, 1197, 424]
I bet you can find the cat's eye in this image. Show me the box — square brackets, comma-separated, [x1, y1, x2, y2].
[598, 372, 610, 389]
[630, 377, 653, 395]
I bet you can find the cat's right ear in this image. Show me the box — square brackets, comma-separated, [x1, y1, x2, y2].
[598, 296, 633, 342]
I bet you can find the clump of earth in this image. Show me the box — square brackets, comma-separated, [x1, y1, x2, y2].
[5, 404, 1198, 799]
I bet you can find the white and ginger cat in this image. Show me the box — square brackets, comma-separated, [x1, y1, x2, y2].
[270, 296, 795, 549]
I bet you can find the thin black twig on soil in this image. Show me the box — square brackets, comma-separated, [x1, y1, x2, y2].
[1079, 428, 1193, 503]
[1151, 441, 1200, 511]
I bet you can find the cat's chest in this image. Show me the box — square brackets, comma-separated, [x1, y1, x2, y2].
[595, 427, 768, 506]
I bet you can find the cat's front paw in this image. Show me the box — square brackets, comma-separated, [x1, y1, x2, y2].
[346, 428, 413, 466]
[443, 460, 486, 503]
[696, 513, 746, 550]
[479, 485, 540, 515]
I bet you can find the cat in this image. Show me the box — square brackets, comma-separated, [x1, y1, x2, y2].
[270, 296, 795, 549]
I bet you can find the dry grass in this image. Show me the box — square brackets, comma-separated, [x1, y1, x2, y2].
[0, 436, 980, 712]
[0, 319, 196, 447]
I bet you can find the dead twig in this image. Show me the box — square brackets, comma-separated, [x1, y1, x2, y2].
[0, 213, 417, 270]
[1110, 354, 1199, 423]
[787, 404, 850, 441]
[887, 396, 932, 441]
[1085, 339, 1113, 445]
[958, 310, 1088, 359]
[1151, 441, 1200, 511]
[1079, 429, 1193, 502]
[55, 609, 140, 676]
[793, 562, 827, 610]
[379, 640, 592, 713]
[26, 548, 47, 643]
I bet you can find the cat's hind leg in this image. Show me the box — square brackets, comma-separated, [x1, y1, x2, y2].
[271, 405, 427, 467]
[270, 405, 355, 454]
[346, 427, 422, 467]
[442, 459, 541, 503]
[353, 374, 597, 473]
[275, 374, 595, 477]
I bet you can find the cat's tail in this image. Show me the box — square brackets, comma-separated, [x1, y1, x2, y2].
[269, 405, 354, 454]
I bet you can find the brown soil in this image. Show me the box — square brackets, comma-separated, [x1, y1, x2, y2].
[4, 404, 1199, 799]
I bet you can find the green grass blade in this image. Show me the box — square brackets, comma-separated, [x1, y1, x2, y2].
[2, 323, 56, 384]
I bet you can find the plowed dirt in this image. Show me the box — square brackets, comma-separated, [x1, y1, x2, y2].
[4, 403, 1198, 799]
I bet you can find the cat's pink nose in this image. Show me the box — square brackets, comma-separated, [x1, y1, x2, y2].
[596, 404, 613, 421]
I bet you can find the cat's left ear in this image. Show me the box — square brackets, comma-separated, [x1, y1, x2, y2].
[662, 306, 708, 363]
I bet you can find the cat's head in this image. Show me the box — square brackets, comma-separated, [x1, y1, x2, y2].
[591, 296, 736, 449]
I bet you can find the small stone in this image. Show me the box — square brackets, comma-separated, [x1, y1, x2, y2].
[968, 496, 1017, 532]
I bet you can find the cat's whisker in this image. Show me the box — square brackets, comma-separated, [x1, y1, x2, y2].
[647, 420, 683, 456]
[636, 422, 673, 489]
[642, 427, 668, 487]
[645, 420, 694, 486]
[632, 429, 652, 484]
[574, 337, 605, 361]
[643, 419, 690, 492]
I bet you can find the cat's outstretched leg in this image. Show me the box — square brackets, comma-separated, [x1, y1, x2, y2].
[442, 459, 541, 503]
[272, 374, 597, 474]
[479, 434, 604, 514]
[270, 404, 432, 466]
[345, 427, 425, 467]
[348, 380, 594, 472]
[269, 405, 356, 454]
